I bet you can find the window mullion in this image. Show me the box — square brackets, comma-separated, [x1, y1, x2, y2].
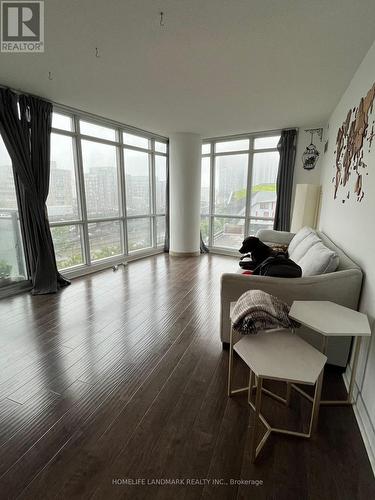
[74, 116, 91, 266]
[245, 135, 253, 237]
[209, 144, 215, 247]
[118, 130, 128, 256]
[150, 140, 157, 248]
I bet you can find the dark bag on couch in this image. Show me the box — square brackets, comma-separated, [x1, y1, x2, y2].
[253, 254, 302, 278]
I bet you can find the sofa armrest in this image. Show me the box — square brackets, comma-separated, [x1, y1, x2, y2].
[219, 269, 363, 343]
[256, 229, 295, 245]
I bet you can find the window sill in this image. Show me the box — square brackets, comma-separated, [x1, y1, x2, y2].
[0, 280, 32, 299]
[62, 247, 165, 280]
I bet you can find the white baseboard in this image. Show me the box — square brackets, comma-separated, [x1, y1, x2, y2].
[343, 369, 375, 475]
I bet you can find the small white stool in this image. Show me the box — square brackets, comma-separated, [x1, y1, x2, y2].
[228, 324, 327, 462]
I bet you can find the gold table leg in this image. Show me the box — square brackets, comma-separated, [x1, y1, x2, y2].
[320, 336, 362, 406]
[228, 326, 249, 396]
[291, 336, 363, 407]
[227, 324, 326, 462]
[227, 326, 234, 397]
[348, 336, 361, 404]
[251, 377, 263, 463]
[248, 373, 323, 462]
[309, 369, 323, 434]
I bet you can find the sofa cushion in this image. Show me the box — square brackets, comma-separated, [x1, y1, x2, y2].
[289, 230, 321, 264]
[287, 226, 312, 255]
[298, 241, 339, 276]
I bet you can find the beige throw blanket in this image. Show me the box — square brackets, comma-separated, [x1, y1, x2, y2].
[231, 290, 300, 335]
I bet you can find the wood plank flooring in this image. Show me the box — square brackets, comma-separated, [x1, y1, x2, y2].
[0, 254, 373, 499]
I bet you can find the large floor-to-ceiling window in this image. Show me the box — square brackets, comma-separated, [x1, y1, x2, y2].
[0, 136, 27, 288]
[201, 133, 280, 252]
[48, 110, 168, 272]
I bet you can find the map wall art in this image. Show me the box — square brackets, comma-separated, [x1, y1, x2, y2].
[333, 81, 375, 203]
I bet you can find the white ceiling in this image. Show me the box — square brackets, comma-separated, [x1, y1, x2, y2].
[1, 0, 375, 137]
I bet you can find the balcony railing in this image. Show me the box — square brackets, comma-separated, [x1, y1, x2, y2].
[212, 217, 274, 250]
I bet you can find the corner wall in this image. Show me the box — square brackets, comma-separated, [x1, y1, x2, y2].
[319, 40, 375, 471]
[292, 126, 325, 216]
[294, 127, 324, 188]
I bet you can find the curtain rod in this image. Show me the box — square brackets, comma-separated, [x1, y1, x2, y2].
[203, 127, 298, 143]
[0, 82, 169, 141]
[0, 83, 53, 103]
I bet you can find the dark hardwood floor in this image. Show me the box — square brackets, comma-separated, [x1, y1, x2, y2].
[0, 254, 373, 499]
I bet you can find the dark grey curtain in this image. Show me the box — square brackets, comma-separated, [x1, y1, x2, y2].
[273, 129, 297, 231]
[0, 89, 70, 294]
[200, 232, 209, 253]
[164, 151, 170, 252]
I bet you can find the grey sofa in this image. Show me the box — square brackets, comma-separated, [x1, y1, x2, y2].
[220, 228, 363, 366]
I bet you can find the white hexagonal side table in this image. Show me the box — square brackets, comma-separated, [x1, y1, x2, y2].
[289, 301, 371, 405]
[227, 322, 327, 462]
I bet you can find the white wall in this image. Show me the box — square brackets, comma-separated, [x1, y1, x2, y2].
[319, 40, 375, 470]
[169, 133, 201, 255]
